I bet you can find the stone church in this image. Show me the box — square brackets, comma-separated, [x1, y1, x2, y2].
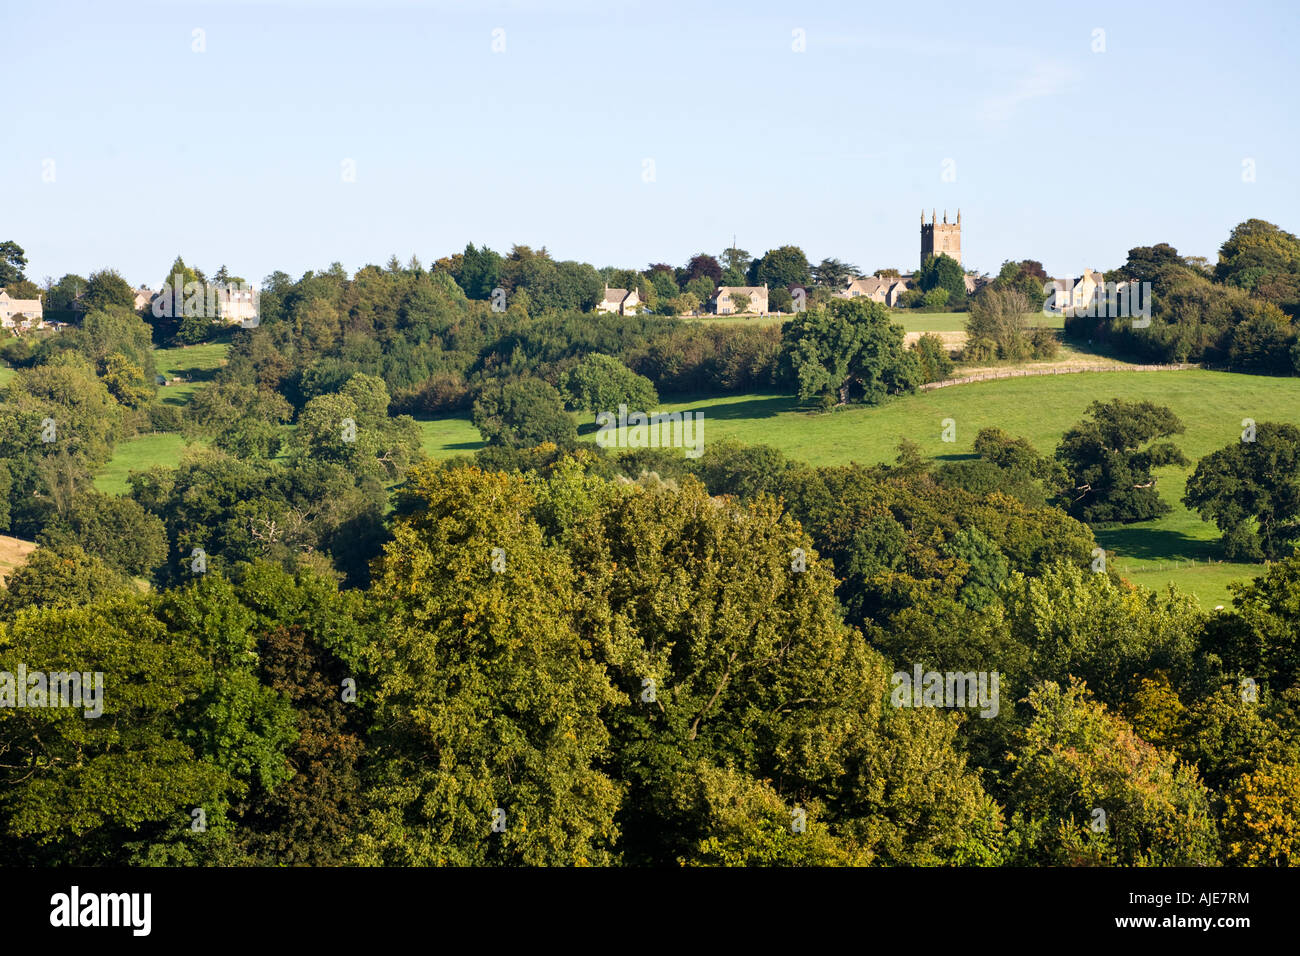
[920, 209, 961, 271]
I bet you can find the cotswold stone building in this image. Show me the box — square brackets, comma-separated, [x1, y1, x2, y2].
[597, 286, 640, 315]
[710, 284, 768, 315]
[921, 209, 961, 270]
[0, 289, 44, 330]
[837, 275, 909, 307]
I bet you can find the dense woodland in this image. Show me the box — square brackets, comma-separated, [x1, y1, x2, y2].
[1, 220, 1299, 866]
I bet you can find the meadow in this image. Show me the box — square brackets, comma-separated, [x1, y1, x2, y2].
[91, 333, 1296, 608]
[91, 341, 228, 493]
[93, 432, 198, 496]
[418, 368, 1300, 608]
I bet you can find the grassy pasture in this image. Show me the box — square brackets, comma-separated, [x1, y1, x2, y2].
[153, 341, 230, 406]
[423, 369, 1300, 608]
[94, 432, 200, 496]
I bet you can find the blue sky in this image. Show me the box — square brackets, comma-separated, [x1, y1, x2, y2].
[4, 0, 1297, 287]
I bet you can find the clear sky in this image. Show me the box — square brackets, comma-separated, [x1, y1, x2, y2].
[4, 0, 1297, 287]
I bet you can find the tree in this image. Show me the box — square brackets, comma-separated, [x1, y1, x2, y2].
[293, 373, 422, 482]
[720, 246, 751, 275]
[81, 269, 136, 313]
[909, 332, 953, 383]
[1214, 219, 1300, 307]
[356, 465, 621, 865]
[0, 544, 133, 615]
[1222, 758, 1300, 866]
[1111, 242, 1188, 295]
[43, 274, 89, 312]
[917, 253, 965, 303]
[684, 253, 722, 284]
[218, 562, 367, 865]
[1226, 302, 1295, 375]
[812, 258, 858, 290]
[1004, 680, 1218, 866]
[457, 243, 502, 300]
[1183, 422, 1300, 559]
[36, 491, 167, 578]
[923, 288, 950, 309]
[549, 469, 999, 866]
[991, 260, 1048, 313]
[1204, 555, 1300, 689]
[781, 298, 920, 406]
[0, 595, 227, 864]
[730, 293, 751, 314]
[559, 353, 658, 412]
[177, 310, 216, 345]
[0, 240, 28, 287]
[964, 286, 1043, 361]
[471, 377, 576, 448]
[1055, 399, 1188, 522]
[748, 246, 811, 290]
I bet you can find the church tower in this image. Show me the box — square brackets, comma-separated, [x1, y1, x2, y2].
[920, 209, 961, 271]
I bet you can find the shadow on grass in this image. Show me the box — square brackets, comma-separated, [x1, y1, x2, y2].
[574, 393, 800, 432]
[1093, 523, 1223, 562]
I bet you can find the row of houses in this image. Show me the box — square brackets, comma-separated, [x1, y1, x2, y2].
[2, 283, 260, 334]
[598, 272, 992, 317]
[597, 284, 775, 316]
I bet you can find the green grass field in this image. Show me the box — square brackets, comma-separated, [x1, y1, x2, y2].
[94, 433, 200, 496]
[423, 369, 1300, 608]
[153, 341, 230, 406]
[0, 366, 14, 389]
[417, 415, 484, 459]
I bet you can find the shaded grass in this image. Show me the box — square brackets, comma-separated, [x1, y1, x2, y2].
[94, 433, 201, 496]
[417, 415, 484, 459]
[153, 341, 230, 407]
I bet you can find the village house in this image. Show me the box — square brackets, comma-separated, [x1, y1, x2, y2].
[709, 284, 769, 315]
[1045, 269, 1104, 314]
[132, 286, 155, 310]
[837, 276, 910, 307]
[596, 286, 640, 316]
[216, 286, 259, 325]
[0, 289, 44, 331]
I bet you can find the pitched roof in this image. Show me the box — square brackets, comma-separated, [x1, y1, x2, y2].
[0, 289, 43, 311]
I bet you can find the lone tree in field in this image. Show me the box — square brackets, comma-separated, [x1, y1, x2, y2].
[472, 377, 576, 448]
[780, 298, 920, 407]
[559, 353, 658, 413]
[1183, 422, 1300, 560]
[1055, 399, 1188, 522]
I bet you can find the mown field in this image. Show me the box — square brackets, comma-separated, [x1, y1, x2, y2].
[94, 432, 198, 496]
[154, 340, 230, 406]
[92, 342, 228, 492]
[420, 368, 1300, 608]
